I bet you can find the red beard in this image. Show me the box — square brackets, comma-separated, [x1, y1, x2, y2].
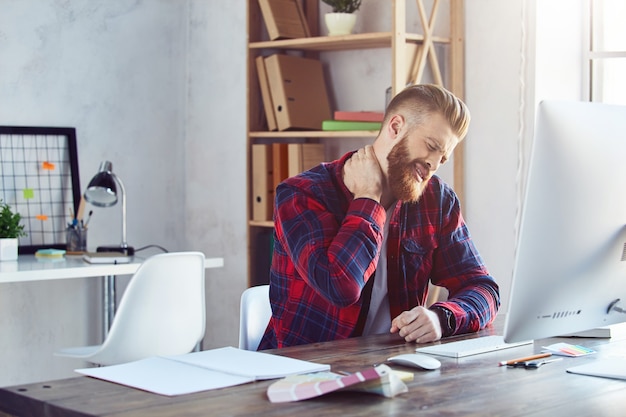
[387, 135, 428, 203]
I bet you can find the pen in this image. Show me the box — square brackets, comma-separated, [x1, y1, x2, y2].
[84, 210, 93, 228]
[498, 352, 552, 366]
[523, 357, 563, 369]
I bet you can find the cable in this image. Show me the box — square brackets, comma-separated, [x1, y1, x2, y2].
[134, 244, 169, 253]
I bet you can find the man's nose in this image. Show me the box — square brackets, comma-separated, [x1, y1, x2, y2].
[425, 154, 440, 172]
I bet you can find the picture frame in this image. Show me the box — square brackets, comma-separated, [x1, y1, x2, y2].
[0, 126, 81, 254]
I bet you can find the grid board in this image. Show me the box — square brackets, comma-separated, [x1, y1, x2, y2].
[0, 126, 81, 254]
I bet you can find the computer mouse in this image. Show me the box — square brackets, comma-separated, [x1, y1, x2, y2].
[387, 353, 441, 370]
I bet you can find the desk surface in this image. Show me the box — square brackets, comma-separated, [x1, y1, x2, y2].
[0, 254, 224, 283]
[1, 319, 625, 417]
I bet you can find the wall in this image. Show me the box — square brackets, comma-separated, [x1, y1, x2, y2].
[464, 0, 585, 312]
[183, 0, 248, 350]
[0, 0, 246, 386]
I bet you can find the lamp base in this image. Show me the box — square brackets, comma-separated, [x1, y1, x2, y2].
[96, 245, 135, 256]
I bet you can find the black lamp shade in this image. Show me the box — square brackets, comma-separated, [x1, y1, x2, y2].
[85, 172, 118, 207]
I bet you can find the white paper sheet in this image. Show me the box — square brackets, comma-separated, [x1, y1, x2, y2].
[76, 346, 330, 396]
[169, 346, 330, 379]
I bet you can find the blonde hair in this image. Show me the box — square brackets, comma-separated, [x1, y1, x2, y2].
[384, 84, 470, 140]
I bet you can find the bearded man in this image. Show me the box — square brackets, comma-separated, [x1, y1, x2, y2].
[258, 84, 500, 349]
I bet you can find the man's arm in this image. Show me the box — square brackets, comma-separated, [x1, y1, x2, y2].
[273, 153, 386, 307]
[391, 184, 500, 342]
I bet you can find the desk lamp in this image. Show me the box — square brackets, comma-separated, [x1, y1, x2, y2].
[84, 161, 134, 256]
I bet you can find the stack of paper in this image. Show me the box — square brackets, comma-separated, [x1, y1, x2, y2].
[35, 249, 66, 259]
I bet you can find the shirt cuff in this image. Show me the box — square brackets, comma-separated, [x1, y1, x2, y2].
[430, 305, 456, 338]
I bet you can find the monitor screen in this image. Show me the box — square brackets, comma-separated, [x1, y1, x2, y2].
[504, 100, 626, 343]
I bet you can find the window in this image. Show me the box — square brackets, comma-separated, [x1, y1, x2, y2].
[588, 0, 626, 104]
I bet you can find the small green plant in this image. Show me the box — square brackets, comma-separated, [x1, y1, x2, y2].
[0, 200, 26, 238]
[322, 0, 362, 13]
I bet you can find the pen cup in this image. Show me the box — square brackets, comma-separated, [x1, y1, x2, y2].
[66, 225, 87, 253]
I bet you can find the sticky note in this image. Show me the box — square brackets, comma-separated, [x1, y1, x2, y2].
[42, 161, 55, 170]
[36, 214, 48, 221]
[23, 188, 34, 199]
[542, 342, 596, 357]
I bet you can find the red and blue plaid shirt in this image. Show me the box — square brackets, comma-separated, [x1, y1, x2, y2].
[259, 152, 500, 349]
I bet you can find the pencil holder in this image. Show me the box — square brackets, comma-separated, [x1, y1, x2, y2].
[66, 225, 87, 253]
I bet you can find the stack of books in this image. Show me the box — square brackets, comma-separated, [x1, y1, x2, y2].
[322, 111, 384, 132]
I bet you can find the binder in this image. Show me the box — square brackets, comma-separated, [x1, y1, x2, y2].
[287, 143, 325, 177]
[255, 56, 277, 131]
[257, 0, 310, 41]
[271, 143, 289, 191]
[264, 54, 331, 131]
[252, 144, 274, 221]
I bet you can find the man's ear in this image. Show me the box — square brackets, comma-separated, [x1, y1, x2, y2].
[387, 114, 404, 139]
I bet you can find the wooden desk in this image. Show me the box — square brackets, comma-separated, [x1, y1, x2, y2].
[1, 319, 625, 416]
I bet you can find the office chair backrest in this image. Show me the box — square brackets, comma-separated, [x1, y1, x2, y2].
[238, 285, 271, 351]
[89, 251, 206, 365]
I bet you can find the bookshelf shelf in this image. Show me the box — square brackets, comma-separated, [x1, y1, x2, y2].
[249, 220, 274, 228]
[250, 130, 378, 139]
[249, 32, 450, 52]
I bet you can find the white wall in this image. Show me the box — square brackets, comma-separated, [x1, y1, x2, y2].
[0, 0, 585, 387]
[464, 0, 585, 312]
[183, 0, 248, 350]
[0, 0, 246, 386]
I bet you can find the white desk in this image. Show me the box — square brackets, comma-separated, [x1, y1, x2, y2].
[0, 254, 224, 283]
[0, 254, 225, 337]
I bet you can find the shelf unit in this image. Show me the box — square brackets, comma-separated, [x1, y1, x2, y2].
[246, 0, 465, 285]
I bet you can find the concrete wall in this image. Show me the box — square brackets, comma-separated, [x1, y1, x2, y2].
[0, 0, 246, 386]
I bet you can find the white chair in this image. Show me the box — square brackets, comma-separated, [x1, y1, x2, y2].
[238, 285, 271, 351]
[55, 251, 206, 366]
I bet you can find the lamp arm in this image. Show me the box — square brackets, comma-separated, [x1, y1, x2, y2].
[112, 173, 128, 250]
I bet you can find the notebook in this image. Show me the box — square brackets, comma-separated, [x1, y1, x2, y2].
[76, 346, 330, 396]
[83, 252, 132, 264]
[567, 359, 626, 380]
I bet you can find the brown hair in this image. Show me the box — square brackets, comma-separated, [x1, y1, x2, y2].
[383, 84, 470, 140]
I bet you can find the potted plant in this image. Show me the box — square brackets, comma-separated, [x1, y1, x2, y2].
[0, 199, 26, 261]
[321, 0, 362, 36]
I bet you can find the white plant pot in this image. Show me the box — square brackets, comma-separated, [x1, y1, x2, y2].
[0, 238, 18, 261]
[324, 12, 357, 36]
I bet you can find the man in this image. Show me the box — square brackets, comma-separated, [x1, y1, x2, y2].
[258, 84, 500, 349]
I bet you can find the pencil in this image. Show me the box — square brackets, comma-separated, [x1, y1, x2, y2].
[498, 352, 552, 366]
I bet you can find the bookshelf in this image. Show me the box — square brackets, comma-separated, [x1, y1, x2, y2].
[246, 0, 465, 285]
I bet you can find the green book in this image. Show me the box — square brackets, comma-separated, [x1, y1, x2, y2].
[321, 120, 382, 131]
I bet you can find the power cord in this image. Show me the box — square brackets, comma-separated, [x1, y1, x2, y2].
[134, 244, 169, 253]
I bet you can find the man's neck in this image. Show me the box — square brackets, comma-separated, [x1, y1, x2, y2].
[380, 192, 396, 211]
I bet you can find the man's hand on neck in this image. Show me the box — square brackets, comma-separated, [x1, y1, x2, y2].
[343, 145, 384, 203]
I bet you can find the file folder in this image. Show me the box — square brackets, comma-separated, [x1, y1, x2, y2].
[287, 143, 325, 177]
[252, 144, 274, 221]
[255, 55, 277, 131]
[264, 54, 331, 131]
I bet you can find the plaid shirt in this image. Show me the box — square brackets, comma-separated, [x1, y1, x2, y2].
[259, 152, 500, 349]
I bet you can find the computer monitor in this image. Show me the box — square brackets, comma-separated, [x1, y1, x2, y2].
[504, 100, 626, 343]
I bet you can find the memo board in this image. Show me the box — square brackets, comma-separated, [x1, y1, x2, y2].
[0, 126, 81, 254]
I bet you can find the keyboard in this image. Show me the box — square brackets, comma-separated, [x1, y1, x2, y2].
[415, 335, 532, 358]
